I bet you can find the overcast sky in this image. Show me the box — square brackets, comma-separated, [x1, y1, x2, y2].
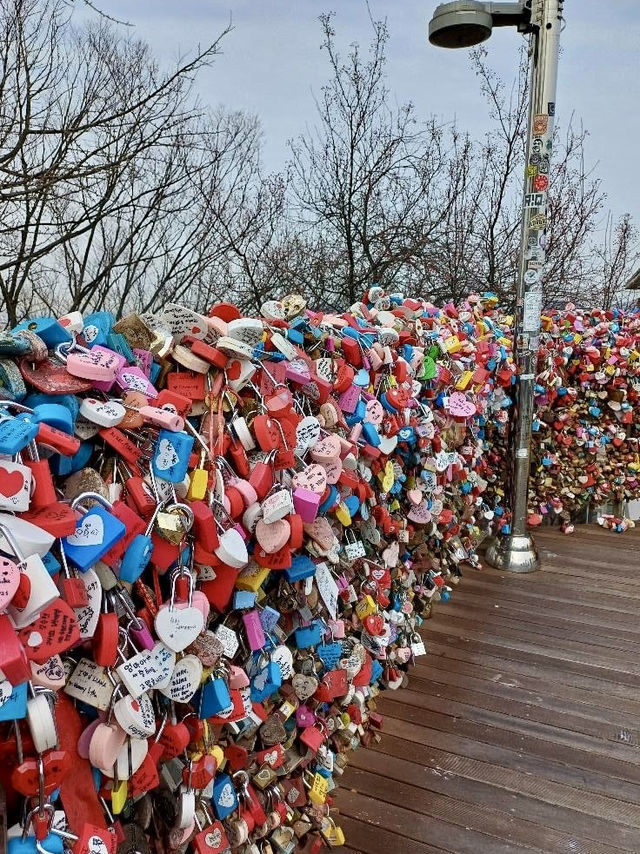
[103, 1, 639, 227]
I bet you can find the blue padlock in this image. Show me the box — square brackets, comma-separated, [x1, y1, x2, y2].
[250, 661, 282, 702]
[149, 361, 162, 385]
[344, 400, 366, 427]
[295, 620, 324, 649]
[107, 332, 135, 363]
[343, 495, 360, 519]
[197, 672, 232, 717]
[285, 554, 316, 583]
[82, 312, 114, 347]
[24, 393, 80, 420]
[317, 641, 343, 669]
[152, 429, 194, 483]
[0, 680, 28, 721]
[12, 317, 71, 348]
[62, 493, 126, 571]
[211, 773, 238, 820]
[362, 422, 381, 447]
[32, 403, 74, 434]
[233, 590, 257, 609]
[42, 551, 61, 576]
[0, 413, 39, 455]
[318, 485, 338, 515]
[259, 605, 280, 633]
[119, 501, 168, 583]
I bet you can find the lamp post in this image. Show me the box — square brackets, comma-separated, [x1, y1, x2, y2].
[428, 0, 563, 572]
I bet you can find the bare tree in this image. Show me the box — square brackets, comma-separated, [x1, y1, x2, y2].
[0, 0, 250, 324]
[288, 12, 455, 308]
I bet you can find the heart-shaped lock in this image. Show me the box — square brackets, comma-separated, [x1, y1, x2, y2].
[291, 673, 318, 702]
[159, 654, 203, 703]
[114, 690, 156, 739]
[18, 599, 80, 663]
[292, 464, 327, 495]
[255, 518, 290, 554]
[155, 605, 204, 654]
[310, 434, 341, 463]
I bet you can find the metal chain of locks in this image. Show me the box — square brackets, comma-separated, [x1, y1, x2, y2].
[0, 289, 638, 854]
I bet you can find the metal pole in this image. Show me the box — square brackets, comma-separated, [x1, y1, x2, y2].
[486, 0, 563, 572]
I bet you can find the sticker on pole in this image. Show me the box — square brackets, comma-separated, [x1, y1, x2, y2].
[522, 292, 543, 333]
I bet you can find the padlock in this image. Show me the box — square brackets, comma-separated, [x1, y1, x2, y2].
[62, 492, 126, 571]
[0, 522, 60, 629]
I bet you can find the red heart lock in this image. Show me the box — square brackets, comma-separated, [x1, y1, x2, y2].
[11, 750, 72, 796]
[252, 415, 280, 452]
[158, 721, 191, 759]
[17, 600, 80, 663]
[224, 744, 249, 771]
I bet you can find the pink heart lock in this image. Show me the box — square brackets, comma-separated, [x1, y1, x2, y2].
[77, 712, 107, 759]
[292, 487, 320, 523]
[89, 720, 128, 773]
[407, 489, 423, 506]
[255, 518, 291, 554]
[292, 464, 327, 496]
[407, 501, 432, 525]
[303, 517, 334, 551]
[116, 365, 158, 398]
[364, 398, 384, 426]
[310, 434, 341, 464]
[449, 392, 477, 418]
[321, 456, 343, 485]
[0, 555, 20, 613]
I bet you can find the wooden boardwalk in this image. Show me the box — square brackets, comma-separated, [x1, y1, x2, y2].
[336, 525, 640, 854]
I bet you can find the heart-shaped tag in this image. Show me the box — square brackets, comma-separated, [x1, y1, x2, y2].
[449, 391, 476, 418]
[291, 673, 319, 702]
[79, 397, 126, 427]
[0, 556, 20, 612]
[310, 434, 341, 463]
[18, 600, 80, 663]
[295, 416, 321, 453]
[216, 782, 236, 809]
[407, 502, 432, 524]
[155, 606, 204, 653]
[159, 654, 203, 703]
[407, 488, 423, 506]
[155, 438, 179, 471]
[114, 691, 156, 739]
[292, 464, 327, 495]
[255, 518, 290, 554]
[66, 513, 104, 546]
[30, 654, 66, 690]
[303, 517, 334, 550]
[364, 398, 384, 426]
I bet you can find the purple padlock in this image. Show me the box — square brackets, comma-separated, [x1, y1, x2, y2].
[295, 705, 316, 728]
[293, 487, 320, 523]
[130, 617, 155, 650]
[242, 609, 266, 651]
[338, 384, 360, 415]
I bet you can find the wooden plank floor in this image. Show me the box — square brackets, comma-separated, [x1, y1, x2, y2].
[336, 525, 640, 854]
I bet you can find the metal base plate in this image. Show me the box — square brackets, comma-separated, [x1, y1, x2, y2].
[485, 533, 539, 573]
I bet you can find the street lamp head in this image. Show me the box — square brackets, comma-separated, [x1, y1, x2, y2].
[428, 1, 493, 48]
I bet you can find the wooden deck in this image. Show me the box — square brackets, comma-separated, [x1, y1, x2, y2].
[336, 525, 640, 854]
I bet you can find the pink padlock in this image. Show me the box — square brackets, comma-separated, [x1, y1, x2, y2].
[139, 405, 184, 432]
[66, 345, 121, 384]
[228, 664, 250, 689]
[130, 617, 155, 651]
[242, 610, 266, 651]
[292, 487, 320, 523]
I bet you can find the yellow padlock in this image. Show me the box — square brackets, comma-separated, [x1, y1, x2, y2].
[236, 564, 270, 591]
[444, 335, 461, 353]
[308, 772, 329, 805]
[455, 370, 473, 390]
[187, 464, 209, 501]
[379, 460, 394, 493]
[321, 818, 346, 847]
[334, 501, 352, 526]
[355, 594, 376, 619]
[111, 778, 128, 815]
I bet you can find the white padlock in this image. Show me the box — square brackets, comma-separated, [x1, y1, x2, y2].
[1, 523, 60, 628]
[26, 690, 58, 753]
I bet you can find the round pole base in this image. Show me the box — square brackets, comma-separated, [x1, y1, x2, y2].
[485, 533, 539, 573]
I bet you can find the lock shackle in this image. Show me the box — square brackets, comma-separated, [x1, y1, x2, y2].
[111, 587, 146, 634]
[209, 496, 235, 531]
[24, 804, 55, 843]
[168, 564, 195, 608]
[0, 521, 25, 561]
[106, 681, 126, 724]
[70, 491, 114, 513]
[143, 498, 170, 537]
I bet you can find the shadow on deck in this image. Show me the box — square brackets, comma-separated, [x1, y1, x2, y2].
[336, 525, 640, 854]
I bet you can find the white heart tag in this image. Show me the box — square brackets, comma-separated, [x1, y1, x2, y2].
[155, 438, 178, 471]
[159, 654, 202, 703]
[217, 783, 235, 808]
[155, 606, 204, 653]
[114, 691, 156, 739]
[66, 513, 104, 546]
